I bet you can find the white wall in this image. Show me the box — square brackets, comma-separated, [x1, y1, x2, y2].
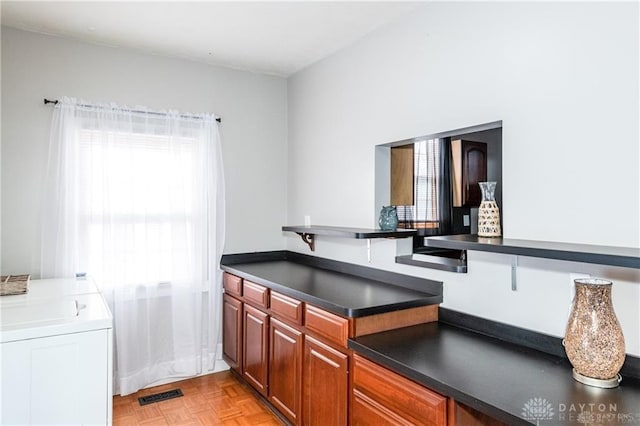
[1, 27, 288, 276]
[287, 2, 640, 354]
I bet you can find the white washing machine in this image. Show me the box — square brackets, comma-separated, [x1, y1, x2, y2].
[0, 278, 113, 425]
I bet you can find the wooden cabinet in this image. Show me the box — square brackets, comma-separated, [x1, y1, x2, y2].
[269, 317, 303, 424]
[225, 272, 447, 425]
[390, 144, 415, 206]
[451, 140, 487, 207]
[352, 354, 447, 426]
[304, 335, 349, 426]
[222, 293, 243, 373]
[223, 272, 351, 425]
[243, 304, 269, 397]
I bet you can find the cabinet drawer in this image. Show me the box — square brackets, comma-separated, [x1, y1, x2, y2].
[223, 273, 242, 297]
[304, 304, 349, 347]
[353, 354, 447, 426]
[243, 280, 269, 309]
[352, 388, 409, 425]
[270, 291, 303, 326]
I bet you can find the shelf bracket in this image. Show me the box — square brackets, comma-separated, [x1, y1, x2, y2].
[296, 232, 315, 251]
[511, 256, 518, 291]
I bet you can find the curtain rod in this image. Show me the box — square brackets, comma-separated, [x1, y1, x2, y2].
[44, 98, 221, 123]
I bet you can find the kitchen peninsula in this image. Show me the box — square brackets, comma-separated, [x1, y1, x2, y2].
[221, 251, 640, 425]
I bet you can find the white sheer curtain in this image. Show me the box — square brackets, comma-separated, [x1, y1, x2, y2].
[41, 97, 225, 395]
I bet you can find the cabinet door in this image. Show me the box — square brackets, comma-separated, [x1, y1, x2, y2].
[222, 294, 243, 372]
[269, 318, 303, 425]
[1, 329, 110, 425]
[390, 144, 415, 206]
[303, 335, 348, 426]
[243, 304, 269, 397]
[461, 141, 487, 207]
[452, 140, 487, 207]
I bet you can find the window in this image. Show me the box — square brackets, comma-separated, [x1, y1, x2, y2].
[397, 139, 442, 229]
[41, 97, 226, 395]
[77, 129, 198, 287]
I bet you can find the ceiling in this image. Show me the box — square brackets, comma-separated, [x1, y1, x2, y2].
[1, 1, 420, 77]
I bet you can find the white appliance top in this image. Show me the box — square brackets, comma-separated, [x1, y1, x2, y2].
[0, 277, 99, 305]
[0, 278, 112, 343]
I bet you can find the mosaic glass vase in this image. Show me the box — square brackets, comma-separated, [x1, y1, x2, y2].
[564, 278, 625, 388]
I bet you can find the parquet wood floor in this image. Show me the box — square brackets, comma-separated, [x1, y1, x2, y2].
[113, 370, 284, 425]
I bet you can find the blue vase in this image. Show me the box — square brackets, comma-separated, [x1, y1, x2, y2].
[379, 206, 399, 231]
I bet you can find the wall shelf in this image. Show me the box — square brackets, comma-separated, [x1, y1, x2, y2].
[282, 225, 416, 252]
[395, 253, 468, 273]
[424, 234, 640, 269]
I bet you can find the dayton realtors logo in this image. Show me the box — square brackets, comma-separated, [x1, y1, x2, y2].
[522, 397, 638, 424]
[522, 397, 555, 425]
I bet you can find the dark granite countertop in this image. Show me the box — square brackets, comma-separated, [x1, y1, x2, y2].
[350, 322, 640, 425]
[220, 253, 442, 317]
